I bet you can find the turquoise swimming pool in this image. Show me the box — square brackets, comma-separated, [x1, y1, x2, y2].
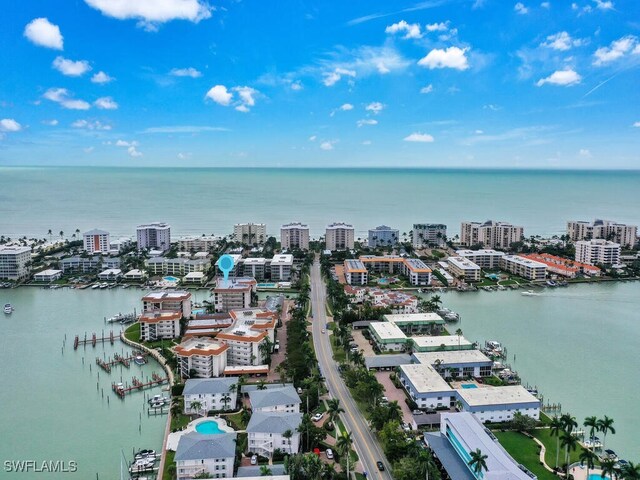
[461, 384, 478, 389]
[195, 420, 224, 435]
[257, 283, 277, 288]
[163, 276, 179, 282]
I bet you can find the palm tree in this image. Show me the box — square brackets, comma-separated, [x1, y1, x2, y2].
[386, 401, 402, 422]
[260, 465, 272, 476]
[561, 413, 578, 434]
[560, 432, 579, 477]
[222, 394, 231, 411]
[257, 381, 267, 390]
[550, 416, 564, 469]
[579, 447, 598, 479]
[59, 230, 64, 240]
[326, 398, 344, 429]
[455, 328, 463, 349]
[430, 295, 442, 309]
[468, 448, 488, 475]
[584, 416, 599, 448]
[47, 229, 52, 242]
[600, 459, 618, 480]
[190, 400, 202, 416]
[282, 429, 294, 454]
[620, 462, 640, 480]
[597, 416, 615, 451]
[336, 431, 353, 479]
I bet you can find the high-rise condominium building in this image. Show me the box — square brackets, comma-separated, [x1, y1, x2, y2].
[412, 224, 447, 248]
[137, 222, 171, 252]
[460, 220, 523, 250]
[83, 229, 110, 254]
[233, 223, 267, 245]
[567, 219, 637, 249]
[325, 222, 355, 251]
[280, 223, 310, 250]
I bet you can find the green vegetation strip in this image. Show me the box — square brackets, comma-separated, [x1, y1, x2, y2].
[492, 431, 557, 480]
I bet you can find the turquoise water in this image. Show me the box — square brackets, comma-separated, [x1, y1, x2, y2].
[461, 384, 478, 389]
[1, 167, 639, 239]
[589, 474, 607, 480]
[195, 420, 224, 435]
[163, 276, 179, 282]
[257, 283, 277, 288]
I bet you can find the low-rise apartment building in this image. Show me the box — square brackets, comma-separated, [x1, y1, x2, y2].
[215, 308, 276, 366]
[446, 256, 481, 282]
[33, 269, 63, 282]
[270, 254, 293, 281]
[520, 253, 601, 277]
[344, 259, 368, 285]
[499, 255, 547, 281]
[399, 363, 457, 410]
[147, 257, 210, 276]
[183, 378, 238, 414]
[248, 386, 301, 413]
[140, 311, 182, 341]
[175, 432, 236, 480]
[177, 235, 219, 252]
[358, 255, 432, 286]
[247, 412, 302, 457]
[456, 249, 505, 269]
[412, 350, 493, 379]
[456, 385, 541, 423]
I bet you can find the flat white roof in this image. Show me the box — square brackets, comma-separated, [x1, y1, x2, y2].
[34, 269, 62, 276]
[412, 335, 472, 348]
[501, 255, 547, 269]
[99, 268, 122, 275]
[447, 257, 481, 270]
[384, 313, 445, 324]
[184, 272, 205, 278]
[0, 245, 31, 254]
[369, 321, 406, 340]
[456, 249, 504, 256]
[243, 257, 267, 265]
[400, 363, 454, 394]
[270, 254, 294, 266]
[413, 349, 492, 365]
[176, 337, 226, 353]
[125, 269, 145, 276]
[457, 385, 540, 407]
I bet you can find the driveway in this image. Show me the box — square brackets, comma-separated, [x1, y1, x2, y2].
[374, 371, 414, 426]
[266, 299, 292, 382]
[352, 329, 375, 356]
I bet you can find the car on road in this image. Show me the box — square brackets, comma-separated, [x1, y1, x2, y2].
[325, 448, 334, 459]
[321, 329, 326, 333]
[312, 412, 324, 422]
[412, 409, 423, 415]
[250, 455, 257, 465]
[376, 461, 385, 471]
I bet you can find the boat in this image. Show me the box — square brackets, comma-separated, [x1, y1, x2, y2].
[521, 290, 540, 296]
[546, 280, 557, 287]
[91, 284, 100, 289]
[4, 303, 13, 314]
[134, 355, 146, 365]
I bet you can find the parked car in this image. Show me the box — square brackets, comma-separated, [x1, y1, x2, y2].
[376, 461, 385, 471]
[402, 422, 411, 432]
[412, 409, 423, 415]
[321, 329, 326, 334]
[326, 448, 334, 459]
[312, 412, 324, 422]
[297, 387, 303, 394]
[250, 455, 257, 465]
[380, 396, 389, 405]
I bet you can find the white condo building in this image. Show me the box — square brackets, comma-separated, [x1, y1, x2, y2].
[175, 337, 229, 378]
[234, 223, 267, 245]
[568, 219, 637, 249]
[0, 245, 32, 281]
[456, 249, 505, 269]
[325, 222, 355, 251]
[136, 222, 171, 252]
[368, 225, 399, 248]
[280, 223, 310, 250]
[175, 432, 236, 480]
[446, 256, 481, 282]
[139, 290, 192, 341]
[575, 239, 621, 266]
[499, 255, 547, 281]
[216, 308, 277, 366]
[270, 254, 294, 281]
[212, 277, 256, 312]
[412, 224, 447, 248]
[83, 229, 110, 254]
[177, 235, 219, 252]
[183, 378, 238, 414]
[460, 220, 524, 250]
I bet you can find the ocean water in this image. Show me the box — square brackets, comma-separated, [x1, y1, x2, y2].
[1, 167, 639, 239]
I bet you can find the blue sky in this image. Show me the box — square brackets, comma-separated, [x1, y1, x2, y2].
[0, 0, 639, 168]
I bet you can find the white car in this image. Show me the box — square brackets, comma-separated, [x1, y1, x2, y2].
[326, 448, 334, 459]
[312, 412, 324, 422]
[321, 329, 326, 334]
[250, 455, 257, 465]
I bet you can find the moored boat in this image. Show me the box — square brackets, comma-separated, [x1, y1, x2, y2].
[4, 303, 13, 314]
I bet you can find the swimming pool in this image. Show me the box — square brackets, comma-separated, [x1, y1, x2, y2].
[163, 276, 179, 282]
[257, 283, 277, 288]
[378, 278, 390, 284]
[461, 384, 478, 389]
[195, 420, 224, 435]
[589, 474, 609, 480]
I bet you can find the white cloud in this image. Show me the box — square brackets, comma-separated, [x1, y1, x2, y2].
[323, 67, 356, 86]
[420, 84, 434, 94]
[290, 81, 303, 91]
[43, 88, 91, 110]
[633, 122, 640, 128]
[514, 2, 529, 14]
[128, 146, 143, 157]
[536, 69, 582, 86]
[115, 139, 142, 157]
[83, 0, 212, 30]
[593, 35, 638, 65]
[541, 1, 551, 8]
[170, 67, 202, 78]
[233, 86, 258, 112]
[357, 119, 378, 127]
[404, 132, 434, 142]
[362, 140, 372, 145]
[42, 119, 59, 126]
[52, 56, 91, 76]
[593, 0, 614, 10]
[0, 119, 22, 132]
[579, 148, 592, 157]
[418, 46, 469, 70]
[483, 104, 501, 111]
[308, 135, 317, 141]
[385, 20, 422, 39]
[541, 32, 584, 51]
[340, 103, 354, 111]
[320, 140, 336, 150]
[94, 97, 118, 110]
[426, 22, 449, 32]
[177, 152, 191, 160]
[365, 102, 384, 114]
[205, 85, 233, 106]
[72, 119, 111, 130]
[91, 71, 114, 84]
[475, 129, 484, 134]
[24, 18, 63, 50]
[84, 146, 95, 154]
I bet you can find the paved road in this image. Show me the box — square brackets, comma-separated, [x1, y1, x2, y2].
[310, 259, 393, 480]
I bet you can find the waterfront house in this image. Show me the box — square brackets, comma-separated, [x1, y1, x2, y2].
[33, 269, 62, 283]
[175, 432, 236, 480]
[520, 253, 601, 278]
[123, 269, 146, 281]
[446, 256, 481, 282]
[248, 386, 301, 413]
[183, 377, 238, 414]
[183, 271, 206, 285]
[247, 411, 302, 456]
[97, 268, 122, 280]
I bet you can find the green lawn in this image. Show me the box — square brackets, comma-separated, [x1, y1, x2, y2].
[124, 322, 141, 343]
[162, 450, 175, 480]
[170, 412, 191, 431]
[532, 428, 585, 468]
[226, 410, 248, 430]
[330, 336, 346, 363]
[493, 431, 558, 480]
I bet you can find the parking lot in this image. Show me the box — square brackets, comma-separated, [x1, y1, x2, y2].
[374, 371, 414, 426]
[351, 328, 375, 356]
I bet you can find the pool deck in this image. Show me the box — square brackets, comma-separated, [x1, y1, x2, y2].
[570, 465, 606, 480]
[166, 416, 234, 451]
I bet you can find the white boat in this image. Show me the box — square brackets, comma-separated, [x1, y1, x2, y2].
[4, 303, 13, 314]
[134, 355, 146, 365]
[521, 290, 540, 296]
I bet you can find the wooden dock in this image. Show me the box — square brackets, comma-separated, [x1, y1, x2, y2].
[96, 351, 148, 373]
[73, 330, 116, 350]
[112, 372, 169, 398]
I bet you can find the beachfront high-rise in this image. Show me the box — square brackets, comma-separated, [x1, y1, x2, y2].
[325, 222, 355, 251]
[567, 219, 638, 249]
[460, 220, 524, 250]
[82, 229, 110, 254]
[280, 222, 310, 250]
[368, 225, 399, 248]
[136, 222, 171, 252]
[412, 224, 447, 248]
[575, 239, 621, 266]
[233, 223, 267, 245]
[0, 245, 32, 281]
